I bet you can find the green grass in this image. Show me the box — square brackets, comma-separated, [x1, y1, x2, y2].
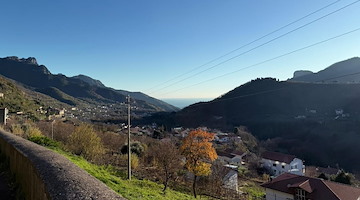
[241, 182, 265, 200]
[48, 147, 197, 200]
[28, 136, 61, 148]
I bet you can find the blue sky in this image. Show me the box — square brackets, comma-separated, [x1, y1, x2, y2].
[1, 0, 359, 99]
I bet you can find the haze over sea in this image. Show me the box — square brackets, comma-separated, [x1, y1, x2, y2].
[161, 98, 213, 109]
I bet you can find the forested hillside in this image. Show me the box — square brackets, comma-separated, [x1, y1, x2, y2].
[172, 78, 360, 172]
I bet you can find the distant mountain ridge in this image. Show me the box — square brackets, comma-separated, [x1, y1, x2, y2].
[290, 57, 360, 83]
[70, 74, 178, 111]
[0, 56, 178, 112]
[72, 75, 106, 88]
[176, 78, 360, 128]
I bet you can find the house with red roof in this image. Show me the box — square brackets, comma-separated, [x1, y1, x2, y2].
[261, 173, 360, 200]
[261, 151, 305, 176]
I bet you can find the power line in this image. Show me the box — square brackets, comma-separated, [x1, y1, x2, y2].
[145, 0, 340, 93]
[157, 26, 360, 96]
[149, 0, 359, 95]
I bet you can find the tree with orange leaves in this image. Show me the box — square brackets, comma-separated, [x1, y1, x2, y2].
[180, 129, 218, 198]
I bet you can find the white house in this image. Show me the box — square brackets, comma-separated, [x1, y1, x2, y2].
[261, 151, 304, 176]
[217, 150, 247, 166]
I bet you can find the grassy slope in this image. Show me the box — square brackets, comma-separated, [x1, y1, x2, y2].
[50, 148, 196, 200]
[0, 76, 44, 120]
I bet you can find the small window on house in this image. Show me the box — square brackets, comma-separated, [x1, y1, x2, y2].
[273, 163, 276, 167]
[295, 189, 306, 200]
[282, 165, 285, 169]
[295, 165, 298, 169]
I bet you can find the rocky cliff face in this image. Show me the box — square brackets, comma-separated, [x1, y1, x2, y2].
[293, 70, 313, 78]
[5, 56, 38, 65]
[1, 56, 51, 75]
[290, 57, 360, 83]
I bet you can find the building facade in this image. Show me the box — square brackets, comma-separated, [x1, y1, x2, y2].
[261, 151, 305, 176]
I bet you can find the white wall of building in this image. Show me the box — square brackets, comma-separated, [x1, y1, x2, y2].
[289, 158, 304, 176]
[223, 169, 238, 192]
[265, 188, 294, 200]
[262, 158, 304, 176]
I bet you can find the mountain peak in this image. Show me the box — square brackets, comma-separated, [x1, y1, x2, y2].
[293, 70, 313, 79]
[72, 74, 106, 88]
[5, 56, 38, 65]
[290, 57, 360, 83]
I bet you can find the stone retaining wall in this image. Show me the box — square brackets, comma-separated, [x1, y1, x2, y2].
[0, 129, 125, 200]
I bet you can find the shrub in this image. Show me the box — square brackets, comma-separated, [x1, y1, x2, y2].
[28, 135, 60, 148]
[332, 170, 353, 185]
[10, 124, 24, 137]
[25, 125, 43, 138]
[120, 141, 145, 157]
[238, 166, 249, 177]
[10, 123, 43, 138]
[67, 124, 105, 162]
[131, 153, 139, 170]
[120, 153, 139, 170]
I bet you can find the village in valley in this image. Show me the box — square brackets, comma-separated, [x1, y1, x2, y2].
[1, 81, 360, 200]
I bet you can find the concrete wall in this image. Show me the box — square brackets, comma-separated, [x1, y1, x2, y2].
[0, 129, 125, 200]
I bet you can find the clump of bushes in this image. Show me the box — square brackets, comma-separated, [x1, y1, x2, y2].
[10, 123, 43, 138]
[119, 153, 139, 170]
[28, 135, 60, 148]
[120, 141, 146, 157]
[10, 124, 24, 136]
[66, 124, 105, 162]
[25, 125, 42, 138]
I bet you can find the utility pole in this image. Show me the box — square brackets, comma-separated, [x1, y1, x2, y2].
[127, 95, 131, 180]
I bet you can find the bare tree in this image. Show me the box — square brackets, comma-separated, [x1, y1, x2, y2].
[151, 140, 182, 192]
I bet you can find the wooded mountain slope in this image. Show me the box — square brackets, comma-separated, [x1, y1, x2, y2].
[174, 78, 360, 172]
[0, 56, 178, 112]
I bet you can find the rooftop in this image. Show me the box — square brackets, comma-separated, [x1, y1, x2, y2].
[262, 151, 297, 164]
[261, 173, 360, 200]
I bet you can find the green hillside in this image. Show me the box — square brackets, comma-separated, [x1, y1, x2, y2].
[0, 76, 44, 120]
[36, 87, 79, 106]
